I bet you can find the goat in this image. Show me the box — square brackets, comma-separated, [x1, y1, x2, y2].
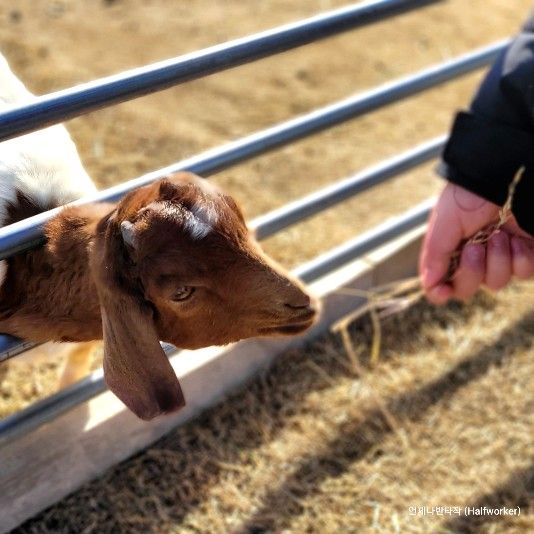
[0, 55, 318, 420]
[1, 172, 319, 420]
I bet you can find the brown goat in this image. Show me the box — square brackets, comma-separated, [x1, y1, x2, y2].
[0, 172, 319, 420]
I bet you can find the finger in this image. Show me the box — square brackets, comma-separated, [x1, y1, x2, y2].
[452, 243, 485, 300]
[425, 283, 454, 305]
[511, 236, 534, 280]
[502, 216, 533, 240]
[484, 231, 512, 291]
[420, 201, 462, 290]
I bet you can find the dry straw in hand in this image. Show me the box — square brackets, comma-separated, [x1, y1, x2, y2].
[332, 166, 525, 370]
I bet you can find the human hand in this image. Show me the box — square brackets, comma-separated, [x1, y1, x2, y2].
[419, 183, 534, 304]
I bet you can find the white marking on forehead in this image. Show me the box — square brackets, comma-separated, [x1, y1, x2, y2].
[191, 199, 218, 226]
[154, 196, 219, 240]
[183, 198, 219, 240]
[184, 216, 212, 240]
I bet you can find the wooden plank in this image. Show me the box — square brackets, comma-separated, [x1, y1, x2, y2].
[0, 227, 424, 533]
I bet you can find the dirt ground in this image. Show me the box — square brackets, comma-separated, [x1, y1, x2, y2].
[0, 0, 533, 532]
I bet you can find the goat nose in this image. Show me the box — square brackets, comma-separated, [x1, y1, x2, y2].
[285, 294, 311, 310]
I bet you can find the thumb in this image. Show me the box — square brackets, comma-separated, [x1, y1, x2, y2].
[420, 184, 499, 290]
[419, 196, 462, 289]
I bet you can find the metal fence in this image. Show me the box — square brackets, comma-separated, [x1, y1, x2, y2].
[0, 0, 508, 444]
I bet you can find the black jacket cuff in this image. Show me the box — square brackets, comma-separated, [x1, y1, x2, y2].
[440, 111, 534, 236]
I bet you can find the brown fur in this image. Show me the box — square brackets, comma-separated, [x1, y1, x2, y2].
[0, 172, 319, 419]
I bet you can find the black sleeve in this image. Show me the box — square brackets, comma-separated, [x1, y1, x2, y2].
[439, 14, 534, 236]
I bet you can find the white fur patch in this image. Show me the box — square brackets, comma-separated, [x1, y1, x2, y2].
[150, 199, 216, 240]
[192, 199, 218, 224]
[184, 199, 218, 240]
[0, 52, 98, 291]
[0, 126, 97, 222]
[184, 216, 212, 240]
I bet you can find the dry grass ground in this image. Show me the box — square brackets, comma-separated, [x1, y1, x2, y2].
[0, 0, 533, 532]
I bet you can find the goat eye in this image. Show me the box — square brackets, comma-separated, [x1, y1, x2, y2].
[171, 286, 195, 302]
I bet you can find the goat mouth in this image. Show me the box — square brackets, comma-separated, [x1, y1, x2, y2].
[258, 317, 315, 336]
[287, 308, 316, 322]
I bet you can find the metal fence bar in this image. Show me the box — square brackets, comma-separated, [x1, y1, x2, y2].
[295, 197, 434, 281]
[0, 39, 507, 262]
[0, 197, 435, 446]
[0, 0, 441, 143]
[251, 135, 445, 239]
[0, 339, 36, 363]
[0, 369, 107, 446]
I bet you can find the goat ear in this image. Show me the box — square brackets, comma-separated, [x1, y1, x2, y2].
[92, 218, 185, 420]
[99, 290, 185, 420]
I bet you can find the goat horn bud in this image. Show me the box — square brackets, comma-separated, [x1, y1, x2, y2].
[120, 220, 138, 249]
